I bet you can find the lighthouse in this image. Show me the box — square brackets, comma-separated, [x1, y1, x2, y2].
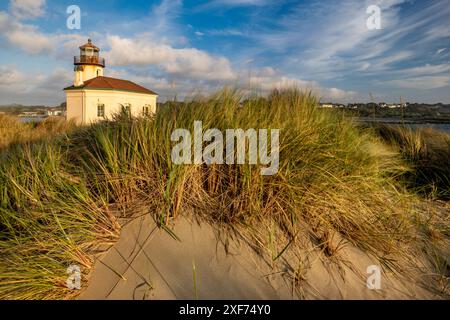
[73, 39, 105, 86]
[64, 39, 158, 125]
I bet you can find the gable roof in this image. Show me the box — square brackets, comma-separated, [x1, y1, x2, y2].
[64, 76, 158, 95]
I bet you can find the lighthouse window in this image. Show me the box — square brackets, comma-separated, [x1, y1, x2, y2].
[97, 104, 105, 117]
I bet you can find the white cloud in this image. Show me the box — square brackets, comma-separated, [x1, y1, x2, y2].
[0, 11, 51, 54]
[104, 35, 236, 81]
[246, 68, 357, 102]
[0, 65, 24, 86]
[107, 69, 174, 91]
[284, 1, 407, 76]
[207, 28, 246, 37]
[371, 51, 413, 70]
[147, 0, 186, 45]
[0, 65, 71, 105]
[10, 0, 46, 20]
[401, 63, 450, 76]
[249, 75, 316, 91]
[7, 25, 51, 54]
[424, 26, 450, 42]
[321, 87, 358, 101]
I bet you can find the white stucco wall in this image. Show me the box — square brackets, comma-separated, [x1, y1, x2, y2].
[65, 89, 157, 125]
[74, 66, 104, 86]
[83, 65, 104, 82]
[66, 91, 84, 124]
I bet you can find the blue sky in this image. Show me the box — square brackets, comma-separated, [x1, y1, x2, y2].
[0, 0, 449, 105]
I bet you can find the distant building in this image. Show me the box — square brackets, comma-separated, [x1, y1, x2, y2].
[64, 39, 158, 125]
[46, 108, 63, 116]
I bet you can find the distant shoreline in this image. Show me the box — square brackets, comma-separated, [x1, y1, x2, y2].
[355, 117, 450, 124]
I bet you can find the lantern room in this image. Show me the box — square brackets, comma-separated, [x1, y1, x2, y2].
[73, 39, 105, 86]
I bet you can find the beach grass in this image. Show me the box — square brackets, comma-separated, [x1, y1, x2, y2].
[0, 115, 74, 150]
[0, 88, 448, 299]
[373, 124, 450, 200]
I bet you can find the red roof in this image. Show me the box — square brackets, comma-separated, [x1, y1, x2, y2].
[64, 76, 158, 95]
[80, 39, 100, 51]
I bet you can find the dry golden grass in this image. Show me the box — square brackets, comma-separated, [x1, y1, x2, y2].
[0, 89, 448, 299]
[373, 124, 450, 199]
[0, 115, 74, 150]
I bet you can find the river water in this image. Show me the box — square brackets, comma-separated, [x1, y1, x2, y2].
[355, 117, 450, 134]
[18, 117, 47, 123]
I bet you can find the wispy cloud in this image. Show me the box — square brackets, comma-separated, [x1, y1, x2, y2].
[195, 0, 269, 10]
[206, 28, 247, 37]
[385, 75, 450, 90]
[224, 0, 449, 100]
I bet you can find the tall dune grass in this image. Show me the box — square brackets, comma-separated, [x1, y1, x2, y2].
[373, 124, 450, 199]
[0, 115, 74, 150]
[0, 89, 448, 299]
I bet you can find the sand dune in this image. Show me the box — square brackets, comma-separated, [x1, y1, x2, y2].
[79, 214, 441, 300]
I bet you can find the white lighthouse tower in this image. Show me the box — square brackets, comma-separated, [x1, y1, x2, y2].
[73, 39, 105, 86]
